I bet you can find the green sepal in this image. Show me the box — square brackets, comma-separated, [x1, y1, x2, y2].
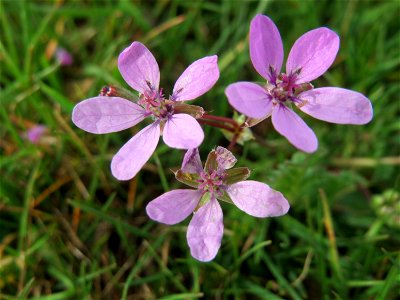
[223, 167, 251, 185]
[194, 192, 211, 212]
[294, 82, 313, 95]
[173, 103, 204, 119]
[217, 191, 234, 205]
[174, 169, 200, 188]
[205, 150, 218, 172]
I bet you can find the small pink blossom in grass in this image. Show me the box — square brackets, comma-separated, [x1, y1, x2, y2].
[23, 125, 48, 144]
[146, 147, 289, 262]
[225, 14, 373, 153]
[72, 42, 219, 180]
[55, 47, 73, 66]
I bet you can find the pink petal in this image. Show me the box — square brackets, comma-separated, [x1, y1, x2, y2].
[163, 114, 204, 149]
[187, 197, 223, 262]
[250, 14, 284, 81]
[215, 146, 237, 170]
[225, 82, 273, 118]
[298, 87, 373, 124]
[72, 97, 146, 134]
[286, 27, 340, 83]
[226, 181, 290, 218]
[111, 122, 160, 180]
[272, 104, 318, 153]
[146, 189, 202, 225]
[118, 42, 160, 93]
[181, 148, 203, 174]
[172, 56, 219, 101]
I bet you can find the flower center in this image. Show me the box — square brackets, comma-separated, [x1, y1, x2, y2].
[138, 88, 174, 120]
[266, 69, 313, 107]
[197, 170, 225, 197]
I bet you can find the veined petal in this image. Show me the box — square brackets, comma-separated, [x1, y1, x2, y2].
[187, 197, 223, 262]
[163, 114, 204, 149]
[250, 14, 284, 81]
[286, 27, 340, 83]
[225, 82, 273, 118]
[111, 122, 160, 180]
[118, 42, 160, 93]
[172, 55, 219, 101]
[72, 96, 146, 134]
[226, 181, 290, 218]
[272, 104, 318, 153]
[146, 189, 202, 225]
[215, 146, 237, 169]
[181, 148, 203, 174]
[298, 87, 373, 124]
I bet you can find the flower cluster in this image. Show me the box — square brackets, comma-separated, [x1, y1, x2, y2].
[71, 14, 373, 261]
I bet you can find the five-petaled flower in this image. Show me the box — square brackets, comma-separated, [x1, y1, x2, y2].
[72, 42, 219, 180]
[225, 14, 373, 153]
[146, 147, 290, 262]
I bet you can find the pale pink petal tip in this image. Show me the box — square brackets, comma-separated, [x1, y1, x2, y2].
[272, 105, 318, 153]
[225, 82, 273, 119]
[250, 14, 284, 80]
[72, 96, 146, 134]
[172, 55, 220, 101]
[181, 148, 203, 173]
[111, 122, 160, 180]
[146, 189, 202, 225]
[286, 27, 340, 83]
[227, 181, 289, 218]
[187, 198, 224, 262]
[118, 41, 160, 94]
[299, 87, 373, 124]
[163, 114, 204, 149]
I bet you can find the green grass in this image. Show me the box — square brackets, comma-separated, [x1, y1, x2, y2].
[1, 0, 399, 299]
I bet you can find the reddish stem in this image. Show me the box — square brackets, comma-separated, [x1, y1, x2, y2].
[200, 114, 239, 127]
[199, 113, 249, 150]
[198, 119, 236, 132]
[227, 121, 247, 150]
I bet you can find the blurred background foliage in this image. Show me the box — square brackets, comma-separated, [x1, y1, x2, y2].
[0, 0, 399, 299]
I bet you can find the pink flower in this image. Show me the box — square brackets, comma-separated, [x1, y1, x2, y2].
[55, 47, 73, 66]
[225, 14, 373, 153]
[72, 42, 219, 180]
[146, 147, 289, 262]
[23, 125, 48, 144]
